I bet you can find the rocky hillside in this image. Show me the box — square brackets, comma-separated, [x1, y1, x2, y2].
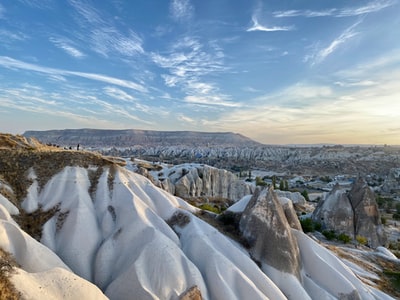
[0, 133, 399, 299]
[312, 178, 387, 248]
[23, 128, 262, 148]
[124, 144, 400, 177]
[135, 162, 253, 203]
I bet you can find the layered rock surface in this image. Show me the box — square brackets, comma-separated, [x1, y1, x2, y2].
[24, 128, 261, 148]
[240, 187, 301, 278]
[148, 163, 253, 202]
[313, 179, 386, 248]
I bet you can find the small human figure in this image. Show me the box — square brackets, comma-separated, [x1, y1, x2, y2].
[77, 143, 80, 150]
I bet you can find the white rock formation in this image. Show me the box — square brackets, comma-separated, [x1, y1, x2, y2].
[151, 163, 253, 201]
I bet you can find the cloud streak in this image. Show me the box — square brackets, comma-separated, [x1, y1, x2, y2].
[247, 15, 294, 32]
[0, 56, 147, 92]
[0, 4, 5, 19]
[103, 86, 135, 102]
[49, 37, 85, 58]
[273, 0, 396, 18]
[170, 0, 194, 22]
[304, 20, 361, 65]
[151, 36, 236, 107]
[68, 0, 144, 57]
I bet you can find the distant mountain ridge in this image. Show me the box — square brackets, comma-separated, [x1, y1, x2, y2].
[23, 128, 262, 148]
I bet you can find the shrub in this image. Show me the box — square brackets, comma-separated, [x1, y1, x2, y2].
[320, 176, 332, 183]
[199, 203, 220, 214]
[255, 176, 268, 186]
[356, 235, 368, 245]
[337, 233, 351, 244]
[301, 190, 310, 201]
[314, 222, 322, 232]
[322, 230, 337, 240]
[300, 218, 314, 233]
[299, 218, 322, 233]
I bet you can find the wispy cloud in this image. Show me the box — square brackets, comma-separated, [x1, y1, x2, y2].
[304, 20, 361, 65]
[16, 0, 53, 9]
[184, 95, 241, 107]
[273, 0, 396, 18]
[170, 0, 194, 22]
[337, 0, 396, 17]
[0, 83, 152, 129]
[103, 86, 135, 102]
[68, 0, 144, 57]
[177, 113, 196, 124]
[0, 56, 147, 92]
[151, 36, 236, 107]
[243, 86, 262, 93]
[247, 15, 294, 32]
[0, 4, 5, 19]
[0, 29, 28, 42]
[334, 80, 378, 87]
[274, 9, 336, 18]
[49, 37, 85, 58]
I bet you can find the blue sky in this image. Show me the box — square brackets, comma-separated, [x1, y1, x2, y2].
[0, 0, 399, 144]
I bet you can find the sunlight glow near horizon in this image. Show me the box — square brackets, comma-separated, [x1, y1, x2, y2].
[0, 0, 399, 145]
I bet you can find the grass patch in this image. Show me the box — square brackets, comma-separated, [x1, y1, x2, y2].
[13, 205, 60, 241]
[383, 270, 400, 291]
[0, 248, 22, 300]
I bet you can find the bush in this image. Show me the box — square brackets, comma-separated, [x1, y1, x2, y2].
[322, 230, 337, 240]
[314, 222, 322, 232]
[301, 190, 310, 201]
[299, 218, 322, 233]
[300, 218, 314, 233]
[255, 176, 268, 186]
[337, 233, 351, 244]
[198, 204, 220, 214]
[356, 235, 368, 245]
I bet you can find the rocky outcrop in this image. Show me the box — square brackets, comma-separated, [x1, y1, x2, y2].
[239, 187, 301, 278]
[312, 184, 354, 234]
[275, 190, 306, 206]
[348, 178, 387, 247]
[312, 179, 387, 248]
[155, 164, 253, 202]
[277, 196, 302, 231]
[179, 286, 202, 300]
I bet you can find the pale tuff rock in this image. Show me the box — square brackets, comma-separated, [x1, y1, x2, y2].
[312, 179, 387, 248]
[275, 190, 306, 206]
[155, 164, 253, 202]
[277, 196, 302, 231]
[348, 178, 387, 248]
[240, 187, 301, 278]
[312, 184, 354, 234]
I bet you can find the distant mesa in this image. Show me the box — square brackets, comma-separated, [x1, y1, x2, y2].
[23, 128, 262, 148]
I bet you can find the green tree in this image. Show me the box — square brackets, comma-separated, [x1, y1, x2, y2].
[272, 176, 277, 189]
[279, 180, 284, 190]
[284, 180, 289, 191]
[301, 190, 310, 201]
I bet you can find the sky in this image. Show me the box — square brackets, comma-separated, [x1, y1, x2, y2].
[0, 0, 399, 145]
